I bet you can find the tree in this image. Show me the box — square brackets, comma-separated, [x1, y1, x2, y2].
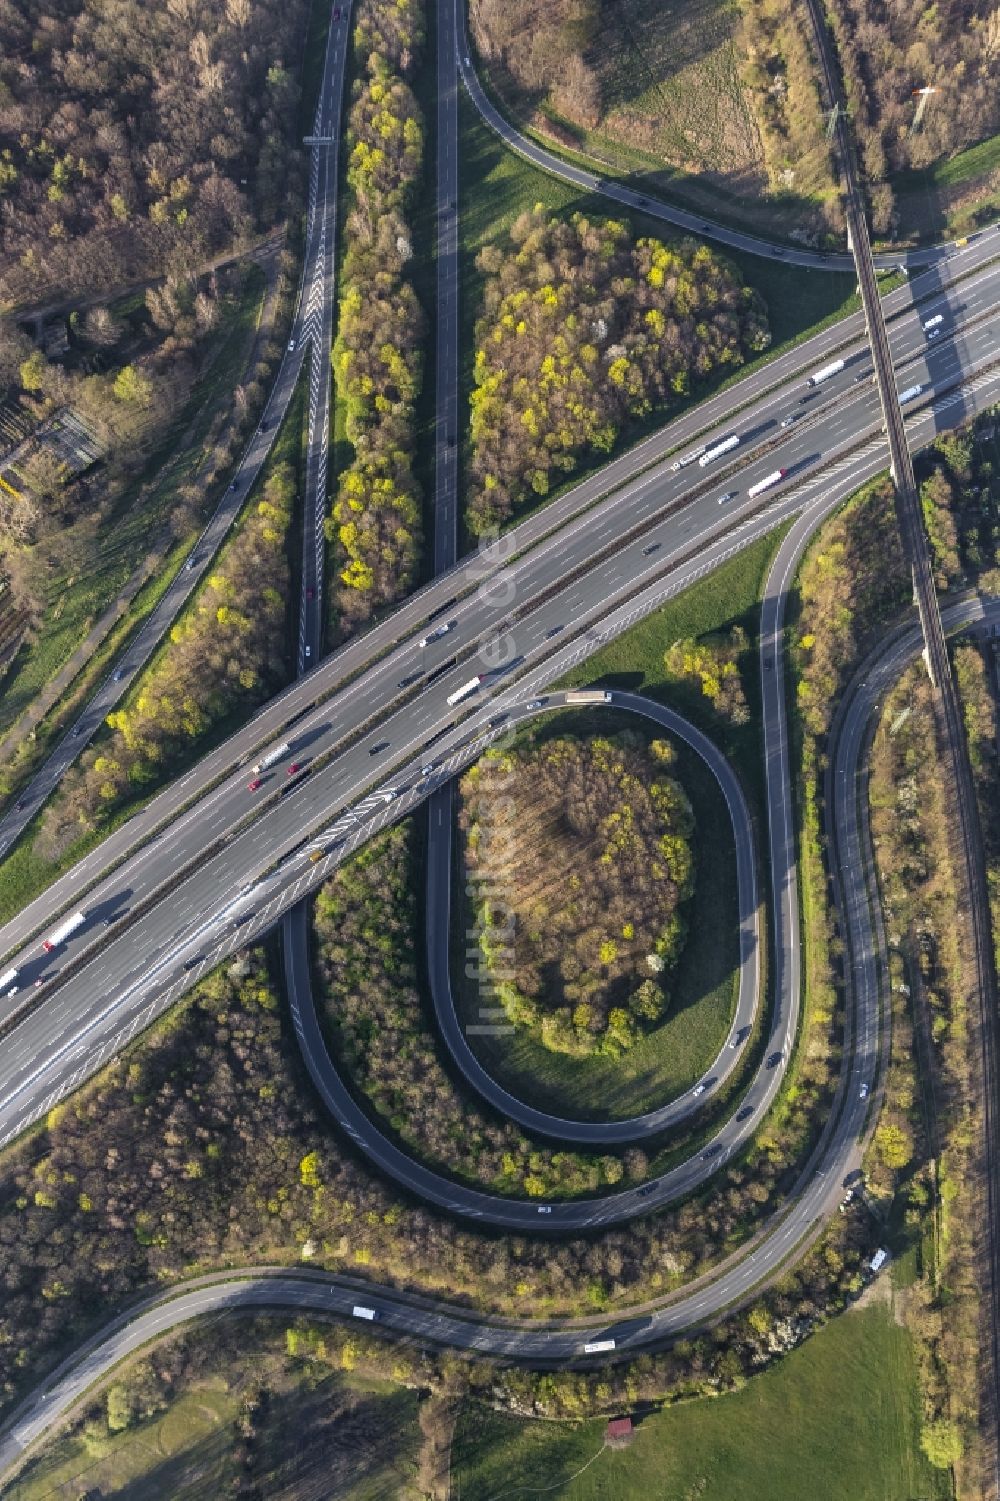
[920, 1418, 963, 1469]
[113, 366, 154, 407]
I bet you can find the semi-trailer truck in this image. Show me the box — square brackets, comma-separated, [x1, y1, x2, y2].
[698, 434, 739, 467]
[564, 690, 612, 705]
[670, 444, 707, 471]
[446, 675, 485, 707]
[252, 741, 290, 775]
[43, 911, 85, 951]
[746, 468, 787, 500]
[807, 358, 845, 386]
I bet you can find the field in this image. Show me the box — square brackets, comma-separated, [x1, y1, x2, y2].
[560, 525, 789, 817]
[470, 0, 836, 238]
[452, 1304, 948, 1501]
[7, 1347, 422, 1501]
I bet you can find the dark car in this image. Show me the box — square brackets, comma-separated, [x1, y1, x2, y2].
[637, 1180, 659, 1198]
[642, 542, 661, 555]
[306, 586, 315, 600]
[736, 1105, 755, 1123]
[230, 479, 239, 490]
[369, 741, 389, 756]
[767, 1050, 783, 1069]
[183, 956, 202, 971]
[703, 1143, 723, 1160]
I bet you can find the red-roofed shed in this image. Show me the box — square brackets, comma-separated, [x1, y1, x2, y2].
[606, 1416, 634, 1448]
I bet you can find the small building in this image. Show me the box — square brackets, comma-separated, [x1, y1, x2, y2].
[605, 1416, 634, 1449]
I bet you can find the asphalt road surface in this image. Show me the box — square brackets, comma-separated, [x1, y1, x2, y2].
[0, 241, 996, 975]
[1, 349, 998, 1181]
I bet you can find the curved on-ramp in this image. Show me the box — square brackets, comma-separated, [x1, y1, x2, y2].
[423, 693, 761, 1143]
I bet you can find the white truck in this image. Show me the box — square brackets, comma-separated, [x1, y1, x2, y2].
[922, 313, 944, 331]
[352, 1305, 377, 1321]
[747, 468, 787, 500]
[670, 444, 707, 471]
[43, 911, 85, 952]
[698, 434, 739, 466]
[807, 357, 845, 387]
[564, 690, 612, 705]
[0, 967, 18, 992]
[583, 1338, 616, 1354]
[899, 384, 923, 404]
[446, 675, 485, 707]
[252, 741, 290, 775]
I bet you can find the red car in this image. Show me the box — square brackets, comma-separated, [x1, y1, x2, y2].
[306, 586, 315, 600]
[286, 762, 302, 776]
[247, 778, 262, 792]
[333, 5, 341, 16]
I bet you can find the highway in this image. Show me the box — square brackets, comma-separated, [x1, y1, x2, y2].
[3, 592, 993, 1483]
[0, 306, 994, 1142]
[0, 221, 995, 881]
[0, 241, 996, 983]
[0, 343, 998, 1184]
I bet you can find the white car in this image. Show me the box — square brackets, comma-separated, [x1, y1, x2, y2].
[537, 1206, 552, 1214]
[287, 337, 296, 352]
[859, 1082, 870, 1100]
[418, 621, 456, 648]
[692, 1082, 707, 1098]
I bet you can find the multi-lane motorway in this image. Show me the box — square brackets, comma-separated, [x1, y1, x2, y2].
[0, 5, 999, 1474]
[0, 264, 998, 1168]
